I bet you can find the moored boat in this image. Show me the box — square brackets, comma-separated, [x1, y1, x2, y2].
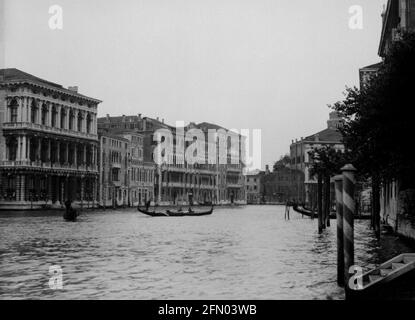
[137, 206, 169, 217]
[63, 208, 78, 222]
[348, 253, 415, 300]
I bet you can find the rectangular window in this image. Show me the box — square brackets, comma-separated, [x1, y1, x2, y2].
[10, 107, 18, 123]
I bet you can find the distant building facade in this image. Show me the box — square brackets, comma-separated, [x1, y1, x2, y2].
[121, 131, 155, 206]
[246, 170, 263, 204]
[289, 112, 344, 205]
[261, 167, 304, 204]
[98, 131, 129, 207]
[98, 115, 246, 205]
[0, 68, 100, 210]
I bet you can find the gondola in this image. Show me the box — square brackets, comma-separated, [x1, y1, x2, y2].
[63, 208, 79, 222]
[292, 203, 336, 219]
[137, 206, 169, 217]
[198, 201, 213, 207]
[292, 203, 371, 220]
[166, 206, 214, 217]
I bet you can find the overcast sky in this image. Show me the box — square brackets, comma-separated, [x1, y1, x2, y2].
[2, 0, 385, 169]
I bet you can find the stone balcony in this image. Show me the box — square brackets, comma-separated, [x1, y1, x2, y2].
[227, 183, 244, 188]
[227, 166, 242, 173]
[2, 122, 98, 141]
[0, 160, 98, 173]
[161, 182, 216, 190]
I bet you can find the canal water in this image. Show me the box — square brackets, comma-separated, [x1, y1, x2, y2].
[0, 205, 413, 300]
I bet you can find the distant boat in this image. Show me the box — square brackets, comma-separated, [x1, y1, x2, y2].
[166, 206, 214, 217]
[137, 206, 169, 217]
[137, 205, 213, 217]
[348, 253, 415, 299]
[63, 208, 79, 222]
[292, 203, 370, 220]
[198, 201, 213, 207]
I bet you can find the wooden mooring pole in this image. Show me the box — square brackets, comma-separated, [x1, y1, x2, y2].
[341, 164, 356, 295]
[334, 175, 344, 287]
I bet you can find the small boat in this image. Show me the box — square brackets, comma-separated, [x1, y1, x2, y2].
[198, 201, 213, 207]
[292, 204, 322, 218]
[166, 206, 214, 217]
[63, 208, 78, 222]
[292, 204, 371, 220]
[137, 206, 169, 217]
[348, 253, 415, 300]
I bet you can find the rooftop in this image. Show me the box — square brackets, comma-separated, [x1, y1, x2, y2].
[304, 127, 343, 143]
[0, 68, 102, 103]
[360, 62, 383, 71]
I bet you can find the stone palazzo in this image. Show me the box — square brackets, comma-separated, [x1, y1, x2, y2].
[0, 69, 101, 210]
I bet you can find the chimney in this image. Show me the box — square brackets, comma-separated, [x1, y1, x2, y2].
[68, 86, 78, 93]
[106, 114, 110, 121]
[314, 134, 319, 142]
[162, 118, 164, 124]
[138, 113, 142, 119]
[156, 117, 159, 121]
[122, 114, 126, 122]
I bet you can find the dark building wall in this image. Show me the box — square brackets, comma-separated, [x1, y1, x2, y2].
[261, 167, 304, 203]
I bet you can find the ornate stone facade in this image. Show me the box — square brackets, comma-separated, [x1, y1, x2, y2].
[0, 68, 100, 209]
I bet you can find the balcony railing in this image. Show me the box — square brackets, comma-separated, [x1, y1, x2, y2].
[0, 160, 98, 173]
[2, 122, 98, 141]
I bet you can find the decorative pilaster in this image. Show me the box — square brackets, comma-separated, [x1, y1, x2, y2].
[56, 105, 61, 129]
[27, 98, 32, 123]
[21, 135, 27, 161]
[37, 137, 42, 161]
[16, 136, 22, 161]
[47, 103, 52, 127]
[65, 107, 70, 130]
[65, 142, 69, 164]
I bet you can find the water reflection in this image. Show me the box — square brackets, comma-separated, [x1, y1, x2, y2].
[0, 206, 412, 299]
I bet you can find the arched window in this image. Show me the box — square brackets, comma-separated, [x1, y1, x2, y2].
[8, 98, 19, 123]
[69, 110, 74, 130]
[31, 100, 38, 124]
[60, 109, 66, 129]
[86, 113, 92, 133]
[41, 104, 48, 125]
[7, 137, 18, 161]
[77, 112, 83, 132]
[51, 106, 57, 127]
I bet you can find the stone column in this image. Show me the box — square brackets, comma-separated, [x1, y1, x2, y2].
[66, 108, 70, 130]
[16, 136, 22, 161]
[47, 103, 52, 127]
[65, 142, 69, 164]
[27, 136, 31, 162]
[83, 111, 87, 132]
[56, 105, 61, 129]
[56, 141, 60, 164]
[37, 101, 42, 124]
[27, 98, 32, 123]
[21, 135, 27, 161]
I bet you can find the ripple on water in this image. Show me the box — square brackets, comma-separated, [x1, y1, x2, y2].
[0, 206, 413, 300]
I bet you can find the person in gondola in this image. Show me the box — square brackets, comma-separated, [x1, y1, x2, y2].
[64, 199, 77, 220]
[285, 200, 291, 220]
[145, 199, 151, 211]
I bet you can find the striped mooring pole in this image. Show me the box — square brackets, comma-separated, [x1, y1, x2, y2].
[334, 175, 344, 287]
[341, 164, 356, 290]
